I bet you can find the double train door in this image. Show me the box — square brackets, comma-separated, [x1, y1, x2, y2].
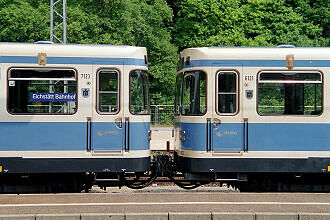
[89, 68, 124, 153]
[210, 67, 246, 153]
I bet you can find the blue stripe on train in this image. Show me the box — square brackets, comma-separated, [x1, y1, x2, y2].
[0, 122, 149, 151]
[179, 122, 207, 151]
[0, 56, 147, 66]
[183, 59, 330, 68]
[249, 123, 330, 151]
[178, 122, 330, 151]
[129, 122, 150, 151]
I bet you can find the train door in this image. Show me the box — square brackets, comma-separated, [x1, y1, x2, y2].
[211, 67, 245, 152]
[174, 70, 208, 152]
[91, 68, 124, 153]
[126, 69, 150, 152]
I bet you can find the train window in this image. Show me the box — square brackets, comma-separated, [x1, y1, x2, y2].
[174, 73, 183, 115]
[258, 71, 322, 116]
[8, 68, 77, 114]
[97, 69, 119, 113]
[129, 70, 150, 115]
[217, 71, 238, 114]
[182, 71, 206, 115]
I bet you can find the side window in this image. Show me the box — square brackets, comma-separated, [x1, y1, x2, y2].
[182, 73, 195, 115]
[182, 71, 206, 115]
[129, 70, 150, 115]
[258, 71, 322, 115]
[8, 68, 77, 114]
[217, 71, 238, 114]
[97, 69, 119, 114]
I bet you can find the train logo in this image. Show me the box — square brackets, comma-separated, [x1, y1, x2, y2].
[216, 132, 222, 137]
[216, 131, 238, 137]
[81, 88, 90, 98]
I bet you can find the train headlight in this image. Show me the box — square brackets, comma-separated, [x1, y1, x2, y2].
[179, 130, 186, 142]
[148, 130, 152, 141]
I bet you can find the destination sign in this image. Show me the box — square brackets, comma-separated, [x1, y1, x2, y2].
[30, 93, 76, 102]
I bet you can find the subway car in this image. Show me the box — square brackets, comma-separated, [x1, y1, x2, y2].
[0, 42, 151, 193]
[173, 46, 330, 191]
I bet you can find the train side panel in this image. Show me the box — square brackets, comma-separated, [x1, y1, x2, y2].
[174, 47, 330, 191]
[0, 43, 151, 192]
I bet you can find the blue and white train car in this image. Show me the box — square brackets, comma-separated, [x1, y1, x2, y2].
[174, 46, 330, 191]
[0, 42, 151, 192]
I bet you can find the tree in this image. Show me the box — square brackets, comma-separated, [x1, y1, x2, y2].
[240, 0, 327, 46]
[173, 0, 328, 49]
[173, 0, 246, 49]
[0, 1, 49, 42]
[288, 0, 329, 46]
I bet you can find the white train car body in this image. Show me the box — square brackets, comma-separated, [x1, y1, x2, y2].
[174, 47, 330, 190]
[0, 43, 151, 175]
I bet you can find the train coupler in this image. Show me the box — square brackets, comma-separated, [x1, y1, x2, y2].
[154, 154, 172, 177]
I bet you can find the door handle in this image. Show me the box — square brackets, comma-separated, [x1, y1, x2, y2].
[213, 118, 221, 128]
[115, 117, 122, 128]
[124, 117, 130, 152]
[206, 118, 211, 152]
[243, 118, 248, 152]
[86, 117, 92, 152]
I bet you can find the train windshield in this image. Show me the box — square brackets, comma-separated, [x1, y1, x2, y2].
[174, 73, 183, 115]
[179, 71, 206, 115]
[129, 70, 150, 115]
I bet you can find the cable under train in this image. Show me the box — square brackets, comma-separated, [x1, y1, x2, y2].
[0, 43, 329, 193]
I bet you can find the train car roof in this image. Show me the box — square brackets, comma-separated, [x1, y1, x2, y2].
[180, 47, 330, 60]
[0, 42, 147, 58]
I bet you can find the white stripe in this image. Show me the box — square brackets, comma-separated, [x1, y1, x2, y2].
[1, 201, 329, 207]
[177, 150, 330, 158]
[0, 150, 150, 158]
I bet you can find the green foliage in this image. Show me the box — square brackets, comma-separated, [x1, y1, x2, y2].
[289, 0, 329, 40]
[173, 0, 246, 48]
[240, 0, 326, 46]
[173, 0, 329, 49]
[0, 1, 49, 42]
